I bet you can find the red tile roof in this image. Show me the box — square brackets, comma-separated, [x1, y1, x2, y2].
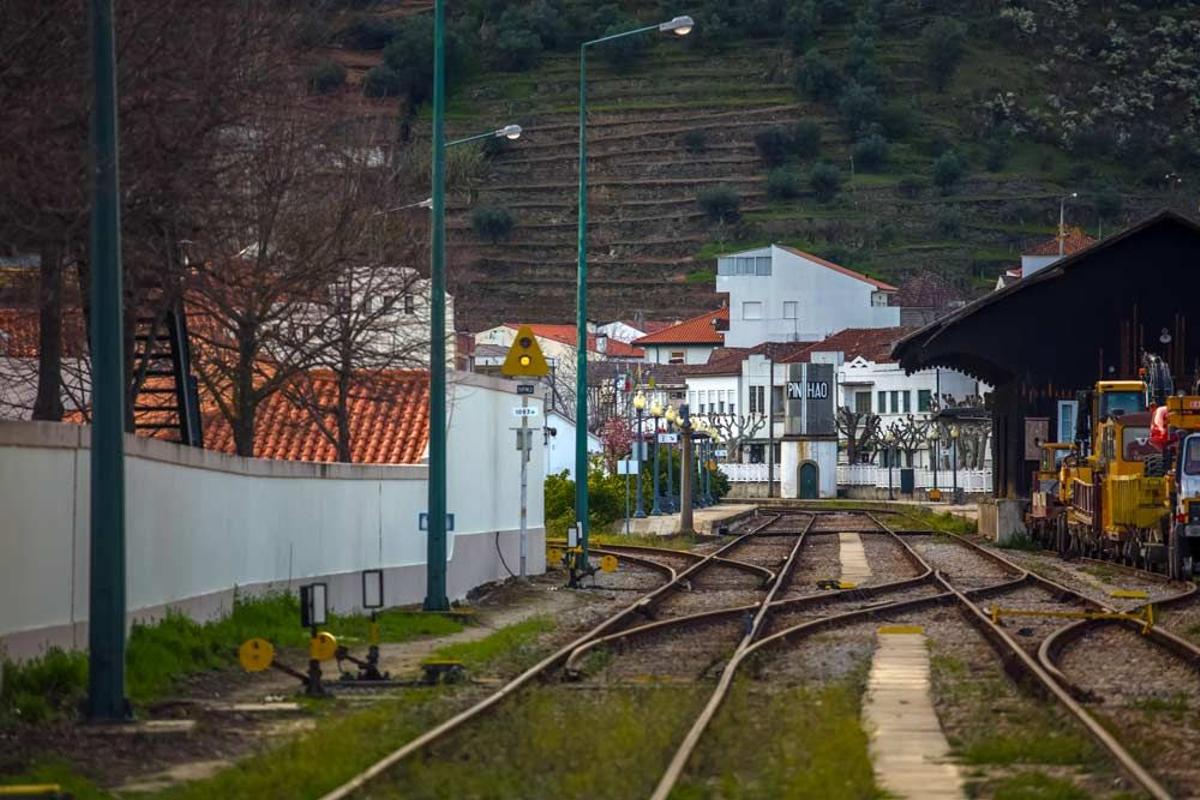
[1027, 227, 1096, 256]
[632, 308, 728, 346]
[776, 246, 898, 292]
[677, 347, 752, 375]
[0, 308, 88, 358]
[782, 326, 918, 364]
[504, 323, 645, 358]
[202, 370, 430, 463]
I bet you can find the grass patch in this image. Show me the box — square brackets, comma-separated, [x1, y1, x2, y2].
[590, 531, 708, 551]
[432, 616, 554, 673]
[673, 678, 882, 799]
[0, 761, 110, 799]
[997, 532, 1041, 551]
[375, 687, 705, 799]
[1132, 693, 1190, 720]
[989, 770, 1092, 800]
[1, 592, 466, 723]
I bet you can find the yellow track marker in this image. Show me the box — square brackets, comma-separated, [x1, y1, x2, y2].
[0, 787, 64, 798]
[1109, 589, 1149, 599]
[238, 637, 275, 672]
[877, 625, 924, 635]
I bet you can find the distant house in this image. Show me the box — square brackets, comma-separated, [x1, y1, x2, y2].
[632, 308, 727, 365]
[543, 409, 602, 480]
[596, 319, 672, 344]
[715, 245, 899, 348]
[995, 227, 1096, 290]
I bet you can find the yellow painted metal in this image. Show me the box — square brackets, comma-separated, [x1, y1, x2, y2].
[547, 547, 563, 564]
[0, 787, 63, 797]
[1166, 395, 1200, 430]
[309, 631, 339, 662]
[600, 555, 619, 573]
[877, 625, 924, 635]
[500, 325, 550, 377]
[1109, 589, 1149, 599]
[368, 621, 380, 646]
[988, 604, 1154, 634]
[238, 637, 275, 672]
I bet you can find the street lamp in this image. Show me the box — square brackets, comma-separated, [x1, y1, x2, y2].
[446, 124, 523, 147]
[650, 400, 664, 515]
[573, 14, 694, 571]
[665, 404, 678, 513]
[633, 390, 647, 518]
[950, 424, 961, 500]
[885, 433, 896, 501]
[1058, 191, 1078, 256]
[927, 426, 939, 498]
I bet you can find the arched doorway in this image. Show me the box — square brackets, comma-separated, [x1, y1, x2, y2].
[799, 462, 819, 499]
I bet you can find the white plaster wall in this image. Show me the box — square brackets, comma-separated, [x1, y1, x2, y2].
[544, 410, 601, 479]
[780, 439, 837, 498]
[0, 373, 545, 656]
[685, 374, 741, 419]
[717, 245, 900, 348]
[641, 344, 714, 365]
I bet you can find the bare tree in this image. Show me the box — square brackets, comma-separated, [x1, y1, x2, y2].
[837, 405, 882, 463]
[884, 414, 933, 465]
[707, 413, 767, 461]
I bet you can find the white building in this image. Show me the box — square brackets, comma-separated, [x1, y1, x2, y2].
[544, 409, 602, 480]
[995, 228, 1096, 290]
[715, 245, 899, 347]
[632, 308, 727, 365]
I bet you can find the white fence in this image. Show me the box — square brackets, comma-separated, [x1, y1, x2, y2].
[723, 462, 772, 482]
[837, 464, 992, 493]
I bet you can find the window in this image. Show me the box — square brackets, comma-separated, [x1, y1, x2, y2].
[669, 350, 685, 364]
[890, 390, 899, 413]
[750, 385, 765, 414]
[708, 390, 716, 409]
[877, 391, 887, 413]
[918, 390, 932, 412]
[729, 400, 736, 414]
[717, 255, 773, 276]
[719, 395, 726, 413]
[1185, 437, 1200, 475]
[403, 293, 415, 314]
[771, 385, 784, 415]
[902, 391, 911, 413]
[854, 391, 871, 414]
[742, 301, 763, 320]
[699, 401, 706, 414]
[782, 301, 798, 319]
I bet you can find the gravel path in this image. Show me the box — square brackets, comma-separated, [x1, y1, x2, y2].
[906, 534, 1017, 589]
[810, 512, 883, 533]
[783, 534, 842, 597]
[1056, 624, 1200, 797]
[860, 533, 924, 586]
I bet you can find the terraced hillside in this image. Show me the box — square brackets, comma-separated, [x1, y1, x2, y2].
[309, 1, 1200, 330]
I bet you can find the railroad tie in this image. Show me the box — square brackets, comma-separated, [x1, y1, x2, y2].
[838, 532, 873, 586]
[862, 627, 964, 800]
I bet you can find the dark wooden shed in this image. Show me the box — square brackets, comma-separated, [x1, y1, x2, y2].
[892, 210, 1200, 498]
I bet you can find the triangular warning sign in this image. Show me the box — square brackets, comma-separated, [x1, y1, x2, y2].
[501, 325, 550, 377]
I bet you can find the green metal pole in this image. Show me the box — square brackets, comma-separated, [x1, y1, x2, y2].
[423, 0, 449, 611]
[574, 43, 590, 574]
[87, 0, 128, 722]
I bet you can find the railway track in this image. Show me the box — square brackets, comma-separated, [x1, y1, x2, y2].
[319, 504, 1200, 800]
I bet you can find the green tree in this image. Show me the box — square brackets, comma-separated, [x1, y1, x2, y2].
[791, 121, 822, 158]
[381, 15, 466, 106]
[307, 61, 346, 95]
[809, 162, 842, 203]
[784, 1, 818, 52]
[797, 50, 842, 101]
[838, 82, 881, 136]
[471, 205, 516, 243]
[697, 185, 742, 223]
[932, 151, 965, 194]
[921, 17, 968, 91]
[767, 168, 803, 199]
[754, 127, 792, 167]
[362, 65, 402, 98]
[853, 133, 889, 172]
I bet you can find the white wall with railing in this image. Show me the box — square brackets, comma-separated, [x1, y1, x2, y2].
[722, 462, 772, 482]
[836, 464, 991, 493]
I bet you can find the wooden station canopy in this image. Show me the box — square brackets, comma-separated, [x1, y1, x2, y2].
[891, 210, 1200, 497]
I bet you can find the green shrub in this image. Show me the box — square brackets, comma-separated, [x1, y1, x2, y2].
[797, 50, 842, 101]
[382, 16, 465, 106]
[597, 15, 648, 71]
[880, 101, 917, 140]
[680, 130, 708, 153]
[1, 648, 87, 724]
[471, 206, 516, 243]
[767, 168, 803, 200]
[897, 174, 928, 198]
[838, 82, 881, 136]
[307, 61, 347, 95]
[791, 121, 822, 158]
[932, 151, 965, 194]
[853, 133, 890, 172]
[697, 185, 742, 223]
[933, 206, 964, 237]
[363, 65, 402, 98]
[343, 16, 399, 50]
[921, 17, 968, 91]
[809, 162, 842, 203]
[754, 127, 793, 167]
[984, 136, 1013, 172]
[784, 2, 818, 52]
[493, 8, 544, 71]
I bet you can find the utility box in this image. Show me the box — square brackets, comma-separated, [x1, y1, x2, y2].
[899, 468, 915, 495]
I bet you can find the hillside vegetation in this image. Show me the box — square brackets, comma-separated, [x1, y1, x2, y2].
[307, 0, 1200, 328]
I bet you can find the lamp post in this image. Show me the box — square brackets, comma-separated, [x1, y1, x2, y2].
[573, 14, 693, 571]
[665, 405, 678, 513]
[87, 0, 129, 722]
[928, 426, 939, 499]
[886, 433, 896, 501]
[424, 7, 526, 611]
[1058, 191, 1078, 256]
[650, 400, 663, 515]
[679, 404, 695, 533]
[951, 424, 960, 500]
[633, 391, 647, 518]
